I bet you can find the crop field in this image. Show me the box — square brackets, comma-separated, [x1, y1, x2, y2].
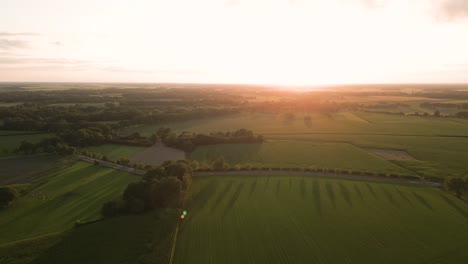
[175, 175, 468, 264]
[0, 155, 64, 185]
[190, 140, 412, 175]
[83, 144, 146, 162]
[129, 142, 186, 166]
[0, 133, 52, 157]
[32, 210, 178, 264]
[121, 112, 468, 137]
[0, 161, 138, 245]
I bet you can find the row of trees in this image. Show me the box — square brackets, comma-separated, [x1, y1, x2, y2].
[157, 128, 264, 152]
[445, 177, 468, 198]
[101, 160, 192, 216]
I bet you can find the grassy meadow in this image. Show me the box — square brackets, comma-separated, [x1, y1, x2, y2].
[175, 175, 468, 264]
[0, 155, 64, 185]
[0, 161, 138, 245]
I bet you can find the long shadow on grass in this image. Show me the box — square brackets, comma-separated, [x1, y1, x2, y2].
[354, 184, 363, 201]
[275, 179, 281, 197]
[338, 182, 353, 207]
[439, 194, 468, 219]
[382, 187, 399, 208]
[265, 176, 270, 190]
[223, 183, 245, 217]
[395, 187, 413, 207]
[300, 177, 306, 199]
[412, 192, 433, 211]
[312, 180, 322, 216]
[192, 180, 218, 211]
[249, 177, 257, 198]
[325, 182, 336, 209]
[366, 183, 378, 200]
[210, 181, 233, 213]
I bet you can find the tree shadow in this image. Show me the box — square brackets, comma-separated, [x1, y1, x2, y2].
[300, 177, 306, 199]
[312, 180, 322, 216]
[354, 184, 363, 201]
[439, 194, 468, 219]
[366, 183, 378, 200]
[223, 183, 244, 217]
[325, 182, 336, 208]
[382, 187, 399, 208]
[275, 179, 281, 197]
[249, 178, 257, 198]
[412, 192, 433, 211]
[395, 187, 413, 207]
[192, 180, 218, 211]
[264, 176, 270, 190]
[210, 181, 233, 213]
[338, 182, 353, 207]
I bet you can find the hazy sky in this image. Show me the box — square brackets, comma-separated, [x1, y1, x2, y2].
[1, 0, 468, 84]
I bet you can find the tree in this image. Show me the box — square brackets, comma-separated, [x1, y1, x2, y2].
[212, 156, 229, 171]
[118, 157, 130, 166]
[434, 110, 440, 117]
[17, 140, 36, 154]
[0, 187, 17, 208]
[445, 177, 467, 198]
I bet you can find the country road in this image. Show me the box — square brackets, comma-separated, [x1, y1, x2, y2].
[76, 155, 443, 187]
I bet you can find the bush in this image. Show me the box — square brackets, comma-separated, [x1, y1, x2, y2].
[0, 187, 17, 208]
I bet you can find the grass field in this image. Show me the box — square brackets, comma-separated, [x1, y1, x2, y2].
[175, 175, 468, 264]
[0, 155, 64, 185]
[190, 140, 412, 175]
[0, 161, 138, 245]
[32, 210, 178, 264]
[83, 144, 146, 162]
[0, 134, 52, 157]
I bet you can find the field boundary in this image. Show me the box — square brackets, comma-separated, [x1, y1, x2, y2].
[169, 224, 180, 264]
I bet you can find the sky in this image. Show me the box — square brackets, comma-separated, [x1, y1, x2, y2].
[1, 0, 468, 85]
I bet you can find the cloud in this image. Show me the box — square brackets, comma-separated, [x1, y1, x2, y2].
[0, 39, 29, 49]
[0, 32, 40, 37]
[102, 66, 201, 76]
[438, 0, 468, 19]
[50, 41, 62, 46]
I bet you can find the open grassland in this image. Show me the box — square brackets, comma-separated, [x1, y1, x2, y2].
[175, 175, 468, 264]
[190, 140, 412, 176]
[0, 134, 52, 157]
[83, 144, 145, 162]
[0, 155, 64, 185]
[32, 210, 178, 264]
[0, 161, 138, 245]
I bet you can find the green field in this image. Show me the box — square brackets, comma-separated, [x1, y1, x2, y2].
[0, 134, 52, 157]
[0, 155, 64, 185]
[0, 161, 138, 245]
[190, 140, 412, 175]
[82, 144, 146, 162]
[121, 112, 468, 137]
[31, 210, 177, 264]
[175, 175, 468, 264]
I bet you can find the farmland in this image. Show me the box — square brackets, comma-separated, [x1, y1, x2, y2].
[175, 175, 468, 264]
[190, 140, 412, 175]
[0, 134, 52, 157]
[0, 161, 138, 245]
[0, 155, 64, 185]
[82, 144, 145, 162]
